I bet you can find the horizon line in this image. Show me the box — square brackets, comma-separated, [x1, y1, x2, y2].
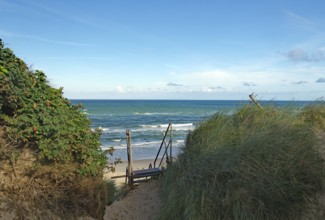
[68, 98, 315, 102]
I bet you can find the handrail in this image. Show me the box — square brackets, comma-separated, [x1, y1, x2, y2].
[159, 140, 172, 168]
[124, 126, 172, 185]
[154, 123, 172, 168]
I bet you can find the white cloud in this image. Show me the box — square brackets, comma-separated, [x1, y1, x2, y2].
[116, 86, 125, 93]
[201, 87, 215, 93]
[209, 86, 224, 90]
[285, 48, 325, 62]
[316, 78, 325, 83]
[166, 82, 183, 87]
[286, 48, 308, 61]
[181, 70, 239, 87]
[284, 10, 316, 31]
[284, 10, 314, 26]
[243, 82, 257, 87]
[189, 70, 233, 80]
[292, 81, 308, 85]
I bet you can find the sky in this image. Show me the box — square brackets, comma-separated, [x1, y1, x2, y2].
[0, 0, 325, 100]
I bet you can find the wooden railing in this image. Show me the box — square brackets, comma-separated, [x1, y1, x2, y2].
[113, 124, 173, 185]
[153, 123, 173, 168]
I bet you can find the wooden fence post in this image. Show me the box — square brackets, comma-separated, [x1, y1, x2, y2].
[126, 130, 133, 185]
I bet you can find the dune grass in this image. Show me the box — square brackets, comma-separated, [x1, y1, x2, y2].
[159, 103, 325, 220]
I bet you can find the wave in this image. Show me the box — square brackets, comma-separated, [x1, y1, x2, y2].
[91, 127, 110, 132]
[133, 112, 174, 116]
[101, 139, 185, 150]
[175, 139, 185, 143]
[101, 127, 124, 133]
[133, 141, 162, 146]
[112, 139, 122, 142]
[140, 123, 194, 131]
[97, 127, 110, 132]
[94, 123, 194, 134]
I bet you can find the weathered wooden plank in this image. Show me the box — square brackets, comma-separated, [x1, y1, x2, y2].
[133, 168, 161, 175]
[132, 179, 150, 184]
[111, 174, 127, 179]
[133, 168, 162, 179]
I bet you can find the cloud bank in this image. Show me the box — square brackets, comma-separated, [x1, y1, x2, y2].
[286, 48, 325, 62]
[167, 82, 183, 87]
[316, 78, 325, 83]
[243, 82, 257, 87]
[292, 81, 308, 85]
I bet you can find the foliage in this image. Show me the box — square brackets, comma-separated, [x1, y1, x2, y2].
[0, 39, 107, 176]
[0, 39, 120, 219]
[300, 101, 325, 131]
[159, 104, 325, 220]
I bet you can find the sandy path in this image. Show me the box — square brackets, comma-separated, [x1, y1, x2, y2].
[103, 159, 164, 220]
[104, 179, 163, 220]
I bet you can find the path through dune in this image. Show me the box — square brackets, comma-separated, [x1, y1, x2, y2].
[104, 179, 163, 220]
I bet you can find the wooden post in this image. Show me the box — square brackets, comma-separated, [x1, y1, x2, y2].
[170, 123, 173, 164]
[249, 94, 263, 109]
[126, 129, 133, 185]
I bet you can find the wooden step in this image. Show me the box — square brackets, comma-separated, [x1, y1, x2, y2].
[132, 168, 162, 179]
[132, 179, 149, 184]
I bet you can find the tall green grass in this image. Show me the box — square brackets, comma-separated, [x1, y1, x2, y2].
[159, 104, 325, 220]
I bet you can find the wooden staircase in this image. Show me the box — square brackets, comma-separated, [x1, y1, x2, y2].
[125, 123, 173, 185]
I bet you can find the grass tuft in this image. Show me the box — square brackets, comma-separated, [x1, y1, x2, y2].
[159, 103, 325, 220]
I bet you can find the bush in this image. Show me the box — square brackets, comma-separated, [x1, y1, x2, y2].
[0, 39, 116, 219]
[159, 104, 325, 220]
[0, 39, 106, 176]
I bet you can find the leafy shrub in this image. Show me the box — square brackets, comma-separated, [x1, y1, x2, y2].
[0, 39, 116, 219]
[0, 39, 106, 176]
[159, 105, 325, 220]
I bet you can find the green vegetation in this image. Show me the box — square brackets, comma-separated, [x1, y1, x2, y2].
[0, 39, 106, 175]
[0, 39, 116, 219]
[159, 104, 325, 220]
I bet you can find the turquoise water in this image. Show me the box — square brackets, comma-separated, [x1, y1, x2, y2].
[70, 100, 311, 161]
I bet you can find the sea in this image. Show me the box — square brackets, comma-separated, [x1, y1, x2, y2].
[70, 100, 312, 161]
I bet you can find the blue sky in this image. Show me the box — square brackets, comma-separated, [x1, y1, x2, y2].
[0, 0, 324, 100]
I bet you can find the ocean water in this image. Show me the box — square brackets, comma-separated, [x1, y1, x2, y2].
[70, 100, 311, 161]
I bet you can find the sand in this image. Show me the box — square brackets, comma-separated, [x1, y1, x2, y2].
[104, 179, 163, 220]
[103, 159, 164, 220]
[0, 202, 15, 220]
